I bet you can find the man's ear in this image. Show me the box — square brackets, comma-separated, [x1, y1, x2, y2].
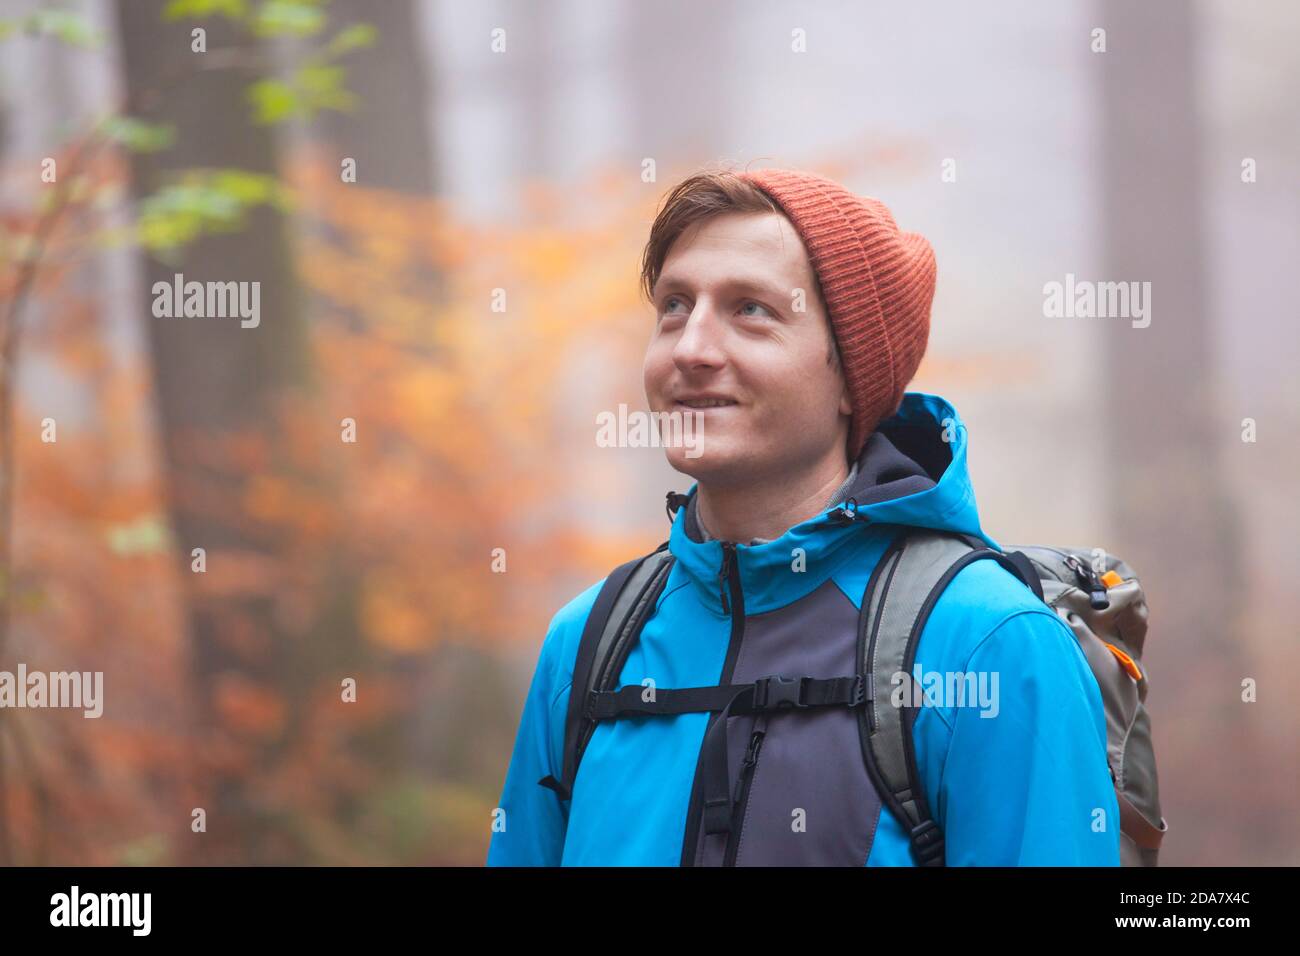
[838, 378, 852, 417]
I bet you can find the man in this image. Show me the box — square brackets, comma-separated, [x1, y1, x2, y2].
[487, 167, 1120, 866]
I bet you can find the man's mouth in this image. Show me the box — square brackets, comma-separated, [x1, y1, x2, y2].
[676, 395, 738, 408]
[675, 396, 739, 409]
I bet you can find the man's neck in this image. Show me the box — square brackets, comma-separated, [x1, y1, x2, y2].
[695, 452, 851, 544]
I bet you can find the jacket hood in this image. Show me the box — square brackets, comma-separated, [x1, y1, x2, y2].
[666, 392, 1001, 614]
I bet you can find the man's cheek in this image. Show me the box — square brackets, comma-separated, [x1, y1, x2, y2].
[642, 361, 666, 406]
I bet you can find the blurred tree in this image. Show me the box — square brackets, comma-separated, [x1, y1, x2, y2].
[313, 0, 467, 789]
[0, 0, 805, 867]
[622, 0, 738, 168]
[319, 0, 434, 194]
[114, 0, 314, 864]
[1098, 0, 1253, 863]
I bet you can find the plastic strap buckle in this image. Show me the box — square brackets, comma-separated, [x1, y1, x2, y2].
[849, 675, 868, 707]
[752, 675, 809, 711]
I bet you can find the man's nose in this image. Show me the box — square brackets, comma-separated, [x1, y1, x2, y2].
[671, 302, 727, 371]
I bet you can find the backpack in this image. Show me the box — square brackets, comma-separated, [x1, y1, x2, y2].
[538, 522, 1167, 866]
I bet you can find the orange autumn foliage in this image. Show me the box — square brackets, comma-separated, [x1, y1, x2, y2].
[1, 143, 671, 863]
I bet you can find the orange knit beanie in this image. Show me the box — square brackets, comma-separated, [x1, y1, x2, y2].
[737, 168, 937, 461]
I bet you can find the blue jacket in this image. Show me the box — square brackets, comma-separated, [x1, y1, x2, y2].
[487, 393, 1120, 865]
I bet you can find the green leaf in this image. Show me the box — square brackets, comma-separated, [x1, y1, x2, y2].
[90, 223, 137, 251]
[211, 169, 278, 204]
[249, 63, 357, 124]
[116, 833, 170, 867]
[162, 0, 249, 21]
[101, 116, 175, 153]
[252, 0, 325, 38]
[295, 63, 339, 95]
[326, 22, 376, 57]
[294, 63, 355, 114]
[136, 169, 289, 254]
[23, 8, 100, 47]
[248, 78, 298, 124]
[105, 513, 172, 556]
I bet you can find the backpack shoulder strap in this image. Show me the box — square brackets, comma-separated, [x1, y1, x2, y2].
[538, 542, 675, 802]
[860, 529, 1044, 866]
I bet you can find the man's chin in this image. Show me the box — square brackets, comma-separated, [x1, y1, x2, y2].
[663, 443, 752, 486]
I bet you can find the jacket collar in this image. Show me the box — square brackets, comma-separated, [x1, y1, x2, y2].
[665, 392, 999, 614]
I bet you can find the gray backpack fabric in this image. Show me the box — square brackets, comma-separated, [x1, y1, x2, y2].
[865, 532, 1168, 866]
[543, 531, 1167, 866]
[1003, 542, 1168, 865]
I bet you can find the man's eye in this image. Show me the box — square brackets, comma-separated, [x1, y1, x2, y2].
[740, 301, 774, 318]
[661, 295, 688, 314]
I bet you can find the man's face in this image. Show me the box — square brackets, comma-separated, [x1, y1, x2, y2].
[643, 210, 852, 486]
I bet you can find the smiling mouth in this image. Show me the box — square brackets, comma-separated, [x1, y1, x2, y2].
[675, 398, 738, 409]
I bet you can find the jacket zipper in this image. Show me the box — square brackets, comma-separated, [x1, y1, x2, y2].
[681, 540, 745, 865]
[717, 508, 865, 864]
[723, 713, 768, 866]
[714, 540, 752, 867]
[717, 542, 734, 615]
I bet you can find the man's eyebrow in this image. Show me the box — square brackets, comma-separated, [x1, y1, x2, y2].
[651, 273, 688, 298]
[652, 274, 791, 303]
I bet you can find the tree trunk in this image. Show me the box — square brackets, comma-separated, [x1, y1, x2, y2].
[1098, 0, 1253, 864]
[114, 0, 309, 864]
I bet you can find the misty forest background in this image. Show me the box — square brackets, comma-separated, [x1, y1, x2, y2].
[0, 0, 1296, 865]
